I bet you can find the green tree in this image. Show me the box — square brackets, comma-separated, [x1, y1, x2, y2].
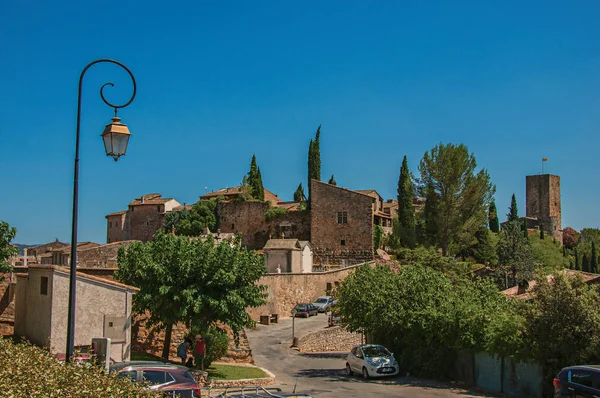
[328, 174, 336, 186]
[525, 272, 600, 393]
[293, 183, 306, 202]
[373, 225, 384, 252]
[529, 232, 569, 270]
[496, 220, 535, 289]
[462, 226, 498, 266]
[164, 208, 191, 233]
[421, 182, 440, 246]
[307, 139, 314, 208]
[418, 143, 495, 255]
[507, 193, 519, 222]
[574, 247, 581, 271]
[245, 155, 264, 201]
[307, 125, 322, 208]
[591, 241, 598, 274]
[579, 228, 600, 245]
[397, 155, 416, 248]
[116, 231, 267, 359]
[582, 253, 590, 273]
[172, 199, 221, 236]
[488, 201, 500, 233]
[1, 221, 17, 276]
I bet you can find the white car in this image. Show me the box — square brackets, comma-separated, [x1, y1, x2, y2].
[312, 296, 334, 313]
[346, 344, 399, 379]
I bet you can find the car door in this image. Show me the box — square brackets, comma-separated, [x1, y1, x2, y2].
[141, 370, 176, 390]
[568, 369, 598, 398]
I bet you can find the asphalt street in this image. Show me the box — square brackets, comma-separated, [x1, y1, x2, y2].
[246, 313, 493, 398]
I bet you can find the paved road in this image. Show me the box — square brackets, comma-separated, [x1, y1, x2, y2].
[247, 314, 492, 398]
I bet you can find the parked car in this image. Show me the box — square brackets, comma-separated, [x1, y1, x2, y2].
[554, 365, 600, 397]
[346, 344, 399, 379]
[110, 362, 200, 397]
[312, 296, 334, 313]
[292, 303, 319, 317]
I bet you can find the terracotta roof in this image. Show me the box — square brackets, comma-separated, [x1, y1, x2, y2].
[129, 193, 174, 206]
[27, 264, 139, 292]
[106, 210, 127, 217]
[502, 270, 600, 300]
[263, 239, 301, 250]
[354, 189, 383, 202]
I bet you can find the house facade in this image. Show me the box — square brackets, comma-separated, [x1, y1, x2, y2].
[263, 239, 313, 273]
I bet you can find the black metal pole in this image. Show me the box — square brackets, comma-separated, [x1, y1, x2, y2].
[66, 59, 136, 362]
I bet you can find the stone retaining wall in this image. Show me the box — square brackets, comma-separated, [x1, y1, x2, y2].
[298, 326, 362, 353]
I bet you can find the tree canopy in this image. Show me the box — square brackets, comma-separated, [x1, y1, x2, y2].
[116, 231, 267, 358]
[507, 193, 519, 222]
[293, 183, 306, 202]
[488, 202, 499, 233]
[166, 198, 222, 237]
[0, 221, 17, 275]
[496, 220, 534, 289]
[418, 143, 495, 255]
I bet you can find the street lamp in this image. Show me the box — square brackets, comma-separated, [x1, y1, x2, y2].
[66, 59, 136, 361]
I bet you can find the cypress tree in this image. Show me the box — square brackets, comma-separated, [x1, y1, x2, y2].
[293, 183, 306, 202]
[247, 154, 259, 199]
[582, 253, 590, 273]
[397, 155, 416, 248]
[328, 174, 336, 186]
[307, 139, 314, 208]
[488, 201, 499, 233]
[507, 193, 519, 222]
[591, 241, 598, 274]
[313, 125, 321, 182]
[256, 166, 264, 201]
[575, 248, 581, 271]
[423, 182, 440, 246]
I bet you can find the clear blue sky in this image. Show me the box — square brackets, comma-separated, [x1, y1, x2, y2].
[1, 1, 599, 244]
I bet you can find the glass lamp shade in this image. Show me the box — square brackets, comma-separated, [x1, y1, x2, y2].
[101, 117, 131, 161]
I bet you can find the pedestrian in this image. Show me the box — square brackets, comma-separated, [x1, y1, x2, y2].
[194, 335, 206, 371]
[177, 337, 191, 364]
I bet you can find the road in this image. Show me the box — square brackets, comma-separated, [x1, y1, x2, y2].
[247, 314, 492, 398]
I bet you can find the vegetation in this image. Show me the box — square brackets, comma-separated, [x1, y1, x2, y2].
[188, 326, 229, 368]
[264, 206, 288, 222]
[0, 337, 159, 397]
[396, 155, 416, 248]
[293, 183, 306, 202]
[373, 225, 384, 252]
[307, 125, 322, 208]
[165, 198, 222, 236]
[417, 143, 494, 255]
[207, 363, 267, 380]
[507, 193, 519, 222]
[0, 221, 17, 276]
[328, 174, 336, 185]
[243, 154, 264, 201]
[496, 221, 534, 289]
[562, 227, 579, 249]
[116, 231, 267, 359]
[488, 201, 499, 233]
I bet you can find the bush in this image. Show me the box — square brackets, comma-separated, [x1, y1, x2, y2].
[264, 207, 287, 222]
[188, 326, 229, 368]
[0, 337, 159, 397]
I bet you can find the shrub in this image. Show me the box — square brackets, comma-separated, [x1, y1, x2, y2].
[0, 337, 159, 397]
[203, 327, 229, 368]
[265, 207, 287, 222]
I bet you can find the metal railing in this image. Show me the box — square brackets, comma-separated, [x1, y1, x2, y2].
[163, 386, 303, 397]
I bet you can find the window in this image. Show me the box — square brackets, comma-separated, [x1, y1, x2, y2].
[40, 276, 48, 295]
[157, 205, 161, 212]
[141, 370, 174, 386]
[232, 224, 235, 229]
[341, 240, 346, 246]
[337, 211, 348, 224]
[118, 371, 138, 382]
[571, 371, 594, 388]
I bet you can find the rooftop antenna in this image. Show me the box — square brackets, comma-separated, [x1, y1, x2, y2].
[541, 157, 548, 174]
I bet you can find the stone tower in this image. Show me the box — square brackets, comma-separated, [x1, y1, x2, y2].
[525, 174, 562, 243]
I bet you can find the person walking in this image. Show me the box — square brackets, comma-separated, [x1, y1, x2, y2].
[194, 335, 206, 371]
[177, 338, 191, 364]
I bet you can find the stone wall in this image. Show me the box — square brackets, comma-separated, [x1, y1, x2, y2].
[247, 262, 371, 320]
[526, 174, 562, 242]
[128, 204, 166, 242]
[76, 241, 137, 268]
[106, 212, 127, 243]
[298, 326, 362, 353]
[310, 180, 374, 265]
[218, 201, 310, 250]
[0, 268, 28, 336]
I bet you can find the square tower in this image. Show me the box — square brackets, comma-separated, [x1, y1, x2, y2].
[525, 174, 562, 243]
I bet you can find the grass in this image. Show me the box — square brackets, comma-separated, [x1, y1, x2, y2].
[207, 364, 267, 380]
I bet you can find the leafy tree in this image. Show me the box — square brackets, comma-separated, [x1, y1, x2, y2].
[421, 182, 440, 246]
[582, 253, 590, 273]
[418, 143, 495, 255]
[187, 326, 229, 369]
[116, 231, 267, 359]
[507, 193, 519, 222]
[293, 183, 306, 202]
[172, 199, 221, 236]
[579, 228, 600, 245]
[462, 226, 498, 266]
[328, 174, 336, 186]
[529, 231, 569, 270]
[373, 225, 384, 252]
[164, 208, 191, 233]
[397, 155, 416, 248]
[1, 221, 17, 276]
[496, 220, 535, 289]
[525, 272, 600, 393]
[591, 241, 598, 274]
[562, 227, 579, 250]
[488, 201, 499, 233]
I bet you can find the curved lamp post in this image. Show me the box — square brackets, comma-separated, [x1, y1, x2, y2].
[66, 59, 136, 361]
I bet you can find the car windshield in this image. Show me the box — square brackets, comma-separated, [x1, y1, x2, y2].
[362, 345, 391, 358]
[315, 298, 328, 303]
[295, 305, 306, 310]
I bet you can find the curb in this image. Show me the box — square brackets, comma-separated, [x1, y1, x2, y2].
[203, 363, 276, 388]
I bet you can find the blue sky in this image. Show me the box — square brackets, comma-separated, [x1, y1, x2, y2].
[1, 1, 599, 244]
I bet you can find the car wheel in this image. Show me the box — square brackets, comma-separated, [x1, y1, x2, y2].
[362, 367, 369, 379]
[346, 363, 353, 376]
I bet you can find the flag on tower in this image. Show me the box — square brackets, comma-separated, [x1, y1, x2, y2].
[542, 157, 548, 162]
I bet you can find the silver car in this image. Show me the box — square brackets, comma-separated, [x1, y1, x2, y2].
[312, 296, 334, 313]
[346, 344, 399, 379]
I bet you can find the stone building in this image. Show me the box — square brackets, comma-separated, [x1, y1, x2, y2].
[26, 240, 69, 263]
[310, 180, 375, 266]
[106, 194, 181, 243]
[526, 174, 562, 243]
[263, 239, 313, 273]
[14, 264, 138, 362]
[201, 186, 281, 205]
[355, 190, 393, 233]
[40, 242, 101, 266]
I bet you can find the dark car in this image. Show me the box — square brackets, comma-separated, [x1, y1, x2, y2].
[554, 365, 600, 397]
[293, 303, 319, 317]
[111, 362, 200, 397]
